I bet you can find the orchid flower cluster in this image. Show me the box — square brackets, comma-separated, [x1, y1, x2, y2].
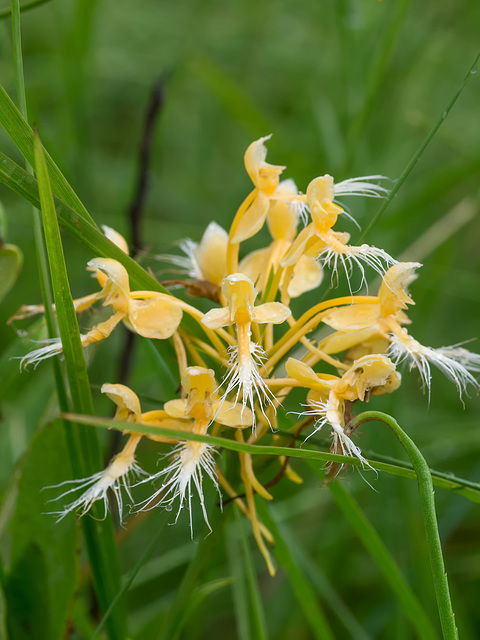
[14, 136, 480, 575]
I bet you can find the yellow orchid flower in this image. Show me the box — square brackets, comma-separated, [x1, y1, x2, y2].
[202, 273, 291, 426]
[286, 354, 399, 467]
[281, 174, 396, 290]
[21, 258, 183, 367]
[138, 366, 251, 534]
[240, 179, 323, 298]
[319, 262, 480, 397]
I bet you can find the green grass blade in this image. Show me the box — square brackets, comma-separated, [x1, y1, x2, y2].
[348, 411, 459, 640]
[0, 150, 168, 292]
[226, 519, 251, 640]
[34, 130, 127, 640]
[92, 517, 167, 639]
[328, 479, 438, 639]
[235, 509, 268, 640]
[280, 524, 370, 640]
[259, 503, 335, 640]
[63, 413, 480, 503]
[358, 50, 480, 243]
[0, 84, 96, 225]
[157, 513, 223, 640]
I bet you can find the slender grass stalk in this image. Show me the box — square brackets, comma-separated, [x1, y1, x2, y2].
[358, 50, 480, 243]
[346, 411, 459, 640]
[259, 503, 335, 640]
[235, 508, 268, 640]
[157, 512, 223, 640]
[34, 132, 127, 639]
[327, 480, 438, 640]
[92, 517, 167, 639]
[63, 413, 480, 503]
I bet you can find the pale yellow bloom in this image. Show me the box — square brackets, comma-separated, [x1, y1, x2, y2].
[202, 274, 290, 425]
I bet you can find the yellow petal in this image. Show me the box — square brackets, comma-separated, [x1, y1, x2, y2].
[322, 303, 381, 331]
[252, 301, 291, 325]
[127, 297, 182, 339]
[194, 222, 228, 286]
[164, 398, 188, 418]
[319, 328, 381, 355]
[287, 255, 323, 298]
[201, 306, 232, 329]
[267, 179, 299, 241]
[215, 401, 254, 427]
[337, 354, 397, 401]
[244, 135, 285, 192]
[141, 410, 192, 443]
[87, 257, 130, 311]
[239, 247, 271, 288]
[280, 224, 314, 267]
[102, 225, 130, 255]
[231, 191, 270, 243]
[285, 358, 331, 389]
[379, 262, 421, 317]
[101, 383, 141, 420]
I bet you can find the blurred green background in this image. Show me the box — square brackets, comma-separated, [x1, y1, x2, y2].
[0, 0, 479, 638]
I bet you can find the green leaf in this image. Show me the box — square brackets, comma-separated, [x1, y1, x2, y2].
[0, 243, 22, 302]
[259, 503, 335, 640]
[0, 150, 166, 293]
[4, 421, 79, 640]
[0, 85, 95, 225]
[34, 131, 127, 639]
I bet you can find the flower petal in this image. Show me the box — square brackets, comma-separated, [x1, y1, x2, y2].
[322, 303, 381, 331]
[231, 191, 270, 243]
[128, 297, 182, 339]
[252, 302, 291, 324]
[201, 306, 232, 329]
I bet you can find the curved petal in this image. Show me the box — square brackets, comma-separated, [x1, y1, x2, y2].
[194, 222, 229, 286]
[239, 247, 271, 288]
[128, 297, 182, 339]
[201, 306, 232, 329]
[101, 383, 142, 420]
[319, 328, 382, 355]
[285, 358, 331, 389]
[288, 255, 323, 298]
[231, 191, 270, 243]
[252, 301, 291, 325]
[164, 398, 189, 418]
[102, 225, 130, 255]
[280, 224, 315, 267]
[215, 401, 253, 427]
[322, 303, 381, 331]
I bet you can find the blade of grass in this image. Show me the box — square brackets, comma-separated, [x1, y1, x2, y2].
[259, 503, 335, 640]
[0, 84, 96, 225]
[92, 516, 167, 639]
[226, 519, 251, 640]
[0, 150, 169, 292]
[277, 518, 371, 640]
[347, 411, 459, 640]
[327, 478, 438, 640]
[358, 50, 480, 243]
[62, 413, 480, 503]
[157, 511, 223, 640]
[34, 131, 127, 640]
[0, 0, 51, 20]
[235, 509, 268, 640]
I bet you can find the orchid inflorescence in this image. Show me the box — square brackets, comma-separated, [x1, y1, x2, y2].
[14, 135, 480, 575]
